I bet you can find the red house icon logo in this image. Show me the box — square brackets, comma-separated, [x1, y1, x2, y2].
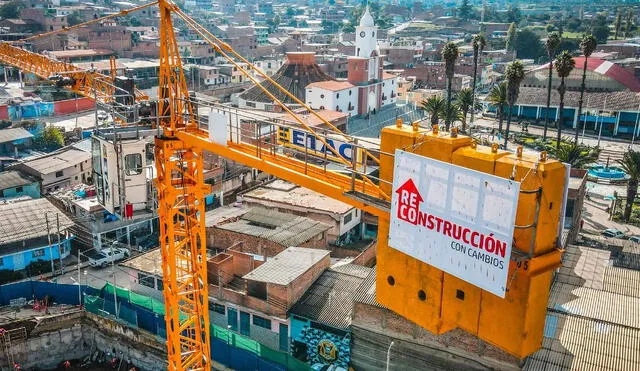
[396, 179, 424, 225]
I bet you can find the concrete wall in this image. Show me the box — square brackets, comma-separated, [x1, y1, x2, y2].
[0, 181, 41, 199]
[0, 310, 167, 371]
[0, 237, 72, 271]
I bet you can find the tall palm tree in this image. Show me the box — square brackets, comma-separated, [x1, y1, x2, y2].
[471, 34, 486, 125]
[543, 32, 561, 140]
[555, 51, 576, 149]
[442, 103, 463, 129]
[547, 138, 600, 169]
[487, 82, 507, 132]
[456, 88, 478, 132]
[419, 96, 446, 125]
[617, 150, 640, 222]
[441, 42, 459, 131]
[575, 34, 597, 143]
[504, 60, 525, 149]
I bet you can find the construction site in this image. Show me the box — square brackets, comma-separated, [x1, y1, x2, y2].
[0, 1, 637, 371]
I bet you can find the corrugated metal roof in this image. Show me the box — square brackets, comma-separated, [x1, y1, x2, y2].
[242, 247, 329, 285]
[352, 267, 385, 309]
[215, 207, 331, 247]
[0, 128, 33, 144]
[289, 267, 371, 330]
[0, 198, 74, 245]
[524, 313, 640, 371]
[0, 170, 37, 191]
[19, 147, 90, 175]
[525, 243, 640, 370]
[330, 262, 372, 279]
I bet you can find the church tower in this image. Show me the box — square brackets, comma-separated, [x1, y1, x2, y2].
[355, 7, 377, 59]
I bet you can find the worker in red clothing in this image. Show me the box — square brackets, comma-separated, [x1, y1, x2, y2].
[63, 360, 71, 369]
[13, 362, 21, 370]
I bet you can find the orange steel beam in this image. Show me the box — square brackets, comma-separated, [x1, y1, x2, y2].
[177, 130, 389, 218]
[0, 42, 148, 101]
[156, 0, 210, 370]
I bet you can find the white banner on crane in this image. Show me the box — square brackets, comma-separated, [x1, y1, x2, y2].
[388, 150, 520, 298]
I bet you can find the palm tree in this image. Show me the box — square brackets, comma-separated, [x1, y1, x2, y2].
[547, 138, 600, 169]
[471, 34, 486, 125]
[442, 104, 463, 129]
[543, 32, 561, 140]
[419, 96, 446, 125]
[487, 82, 507, 132]
[503, 60, 525, 149]
[555, 51, 576, 149]
[441, 42, 459, 131]
[456, 88, 479, 132]
[617, 150, 640, 222]
[575, 34, 597, 143]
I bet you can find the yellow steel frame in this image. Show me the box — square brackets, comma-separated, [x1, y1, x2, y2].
[156, 0, 210, 369]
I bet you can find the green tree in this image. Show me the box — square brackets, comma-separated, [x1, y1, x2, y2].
[441, 42, 459, 131]
[471, 34, 486, 125]
[286, 7, 295, 17]
[455, 88, 480, 132]
[625, 9, 634, 38]
[591, 13, 610, 43]
[129, 16, 141, 27]
[506, 22, 517, 53]
[420, 96, 446, 125]
[554, 51, 576, 149]
[506, 5, 521, 24]
[267, 14, 281, 33]
[548, 139, 600, 169]
[321, 20, 337, 34]
[442, 104, 463, 129]
[35, 126, 64, 151]
[458, 0, 472, 21]
[515, 29, 544, 60]
[543, 32, 562, 140]
[487, 82, 507, 132]
[618, 150, 640, 222]
[615, 10, 623, 40]
[504, 60, 525, 149]
[67, 11, 83, 26]
[0, 0, 24, 19]
[575, 34, 597, 143]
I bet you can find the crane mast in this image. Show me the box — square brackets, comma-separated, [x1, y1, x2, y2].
[0, 0, 568, 366]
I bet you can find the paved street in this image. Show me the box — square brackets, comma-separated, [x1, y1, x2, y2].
[53, 256, 133, 290]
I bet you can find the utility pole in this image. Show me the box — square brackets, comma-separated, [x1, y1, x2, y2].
[46, 213, 54, 277]
[77, 251, 82, 306]
[56, 213, 62, 276]
[111, 243, 119, 317]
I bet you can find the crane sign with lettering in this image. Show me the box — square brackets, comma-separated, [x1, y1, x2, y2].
[389, 150, 520, 298]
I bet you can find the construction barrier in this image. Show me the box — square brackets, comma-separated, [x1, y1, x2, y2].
[0, 281, 89, 306]
[85, 283, 310, 371]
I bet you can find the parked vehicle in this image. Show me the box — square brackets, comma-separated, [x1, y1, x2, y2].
[629, 235, 640, 243]
[87, 246, 130, 268]
[601, 228, 625, 239]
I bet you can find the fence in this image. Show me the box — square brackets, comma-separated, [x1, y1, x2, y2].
[85, 283, 310, 371]
[0, 281, 89, 306]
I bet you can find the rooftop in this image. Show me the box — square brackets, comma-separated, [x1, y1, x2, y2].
[121, 248, 162, 276]
[213, 207, 332, 247]
[290, 264, 371, 330]
[0, 128, 33, 144]
[17, 147, 91, 175]
[0, 170, 37, 191]
[0, 198, 74, 246]
[242, 247, 329, 285]
[243, 179, 354, 216]
[48, 49, 115, 59]
[512, 88, 640, 112]
[275, 109, 348, 128]
[306, 80, 354, 92]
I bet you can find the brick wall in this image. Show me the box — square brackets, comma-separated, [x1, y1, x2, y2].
[53, 98, 95, 115]
[351, 241, 376, 267]
[286, 253, 330, 306]
[206, 226, 329, 258]
[351, 303, 521, 370]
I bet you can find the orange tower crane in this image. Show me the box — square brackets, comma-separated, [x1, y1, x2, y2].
[0, 0, 567, 368]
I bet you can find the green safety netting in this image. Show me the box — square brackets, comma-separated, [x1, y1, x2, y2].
[103, 282, 166, 315]
[86, 283, 311, 371]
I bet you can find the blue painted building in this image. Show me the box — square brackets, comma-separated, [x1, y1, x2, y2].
[486, 58, 640, 138]
[0, 198, 75, 272]
[0, 170, 41, 200]
[289, 264, 371, 369]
